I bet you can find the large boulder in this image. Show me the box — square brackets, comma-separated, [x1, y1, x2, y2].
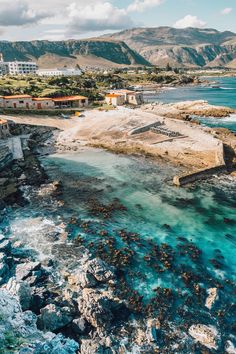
[68, 269, 97, 289]
[15, 262, 41, 282]
[77, 288, 114, 330]
[189, 324, 219, 350]
[6, 278, 32, 311]
[38, 304, 73, 332]
[71, 317, 89, 335]
[86, 258, 116, 282]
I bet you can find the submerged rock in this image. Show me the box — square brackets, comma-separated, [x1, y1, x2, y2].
[225, 340, 236, 354]
[189, 324, 219, 350]
[205, 288, 218, 310]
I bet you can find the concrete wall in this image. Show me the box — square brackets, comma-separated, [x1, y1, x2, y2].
[173, 165, 227, 186]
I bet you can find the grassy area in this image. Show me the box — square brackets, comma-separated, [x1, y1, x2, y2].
[0, 70, 196, 100]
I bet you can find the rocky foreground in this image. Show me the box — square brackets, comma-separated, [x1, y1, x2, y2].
[0, 122, 236, 353]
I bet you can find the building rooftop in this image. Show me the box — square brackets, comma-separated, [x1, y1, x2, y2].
[32, 97, 52, 101]
[3, 95, 32, 99]
[0, 119, 7, 125]
[106, 93, 123, 98]
[53, 95, 87, 102]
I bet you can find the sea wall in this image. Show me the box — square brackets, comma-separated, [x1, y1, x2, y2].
[173, 141, 226, 186]
[173, 165, 227, 186]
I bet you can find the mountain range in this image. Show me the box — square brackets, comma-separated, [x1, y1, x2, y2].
[105, 27, 236, 68]
[0, 27, 236, 69]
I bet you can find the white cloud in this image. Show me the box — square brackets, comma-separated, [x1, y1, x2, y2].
[174, 15, 206, 29]
[0, 0, 50, 26]
[66, 2, 134, 34]
[221, 7, 232, 15]
[127, 0, 164, 13]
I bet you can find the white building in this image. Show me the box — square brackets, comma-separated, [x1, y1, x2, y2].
[37, 68, 82, 77]
[5, 61, 38, 75]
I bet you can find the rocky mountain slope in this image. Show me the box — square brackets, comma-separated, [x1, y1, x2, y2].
[0, 39, 150, 68]
[105, 27, 236, 68]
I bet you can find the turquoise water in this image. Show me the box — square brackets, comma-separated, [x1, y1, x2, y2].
[2, 149, 236, 347]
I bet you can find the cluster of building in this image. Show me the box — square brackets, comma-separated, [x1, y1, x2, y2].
[0, 95, 88, 109]
[0, 54, 82, 77]
[105, 90, 144, 106]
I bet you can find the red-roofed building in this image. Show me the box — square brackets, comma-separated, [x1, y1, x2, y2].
[52, 95, 88, 108]
[3, 95, 33, 109]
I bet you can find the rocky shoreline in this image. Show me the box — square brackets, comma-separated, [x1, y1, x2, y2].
[0, 124, 236, 353]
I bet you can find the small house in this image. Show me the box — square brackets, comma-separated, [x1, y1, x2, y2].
[105, 93, 125, 106]
[0, 96, 4, 108]
[127, 92, 144, 105]
[106, 90, 144, 106]
[53, 95, 88, 108]
[32, 98, 54, 109]
[3, 95, 33, 109]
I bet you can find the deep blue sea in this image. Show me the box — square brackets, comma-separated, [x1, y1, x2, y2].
[146, 76, 236, 133]
[1, 77, 236, 351]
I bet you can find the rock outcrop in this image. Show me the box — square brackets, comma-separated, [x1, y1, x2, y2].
[189, 324, 219, 350]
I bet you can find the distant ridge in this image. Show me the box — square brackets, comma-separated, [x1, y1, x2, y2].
[1, 27, 236, 69]
[0, 39, 150, 69]
[104, 26, 236, 68]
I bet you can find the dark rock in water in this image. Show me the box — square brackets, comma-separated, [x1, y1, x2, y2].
[38, 304, 73, 332]
[86, 258, 116, 282]
[15, 262, 41, 281]
[71, 317, 89, 335]
[0, 239, 12, 255]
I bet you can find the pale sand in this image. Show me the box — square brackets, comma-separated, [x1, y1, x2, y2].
[1, 100, 230, 170]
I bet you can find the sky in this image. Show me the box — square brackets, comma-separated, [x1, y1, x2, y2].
[0, 0, 235, 41]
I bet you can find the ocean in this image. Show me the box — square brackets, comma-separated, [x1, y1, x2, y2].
[146, 76, 236, 133]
